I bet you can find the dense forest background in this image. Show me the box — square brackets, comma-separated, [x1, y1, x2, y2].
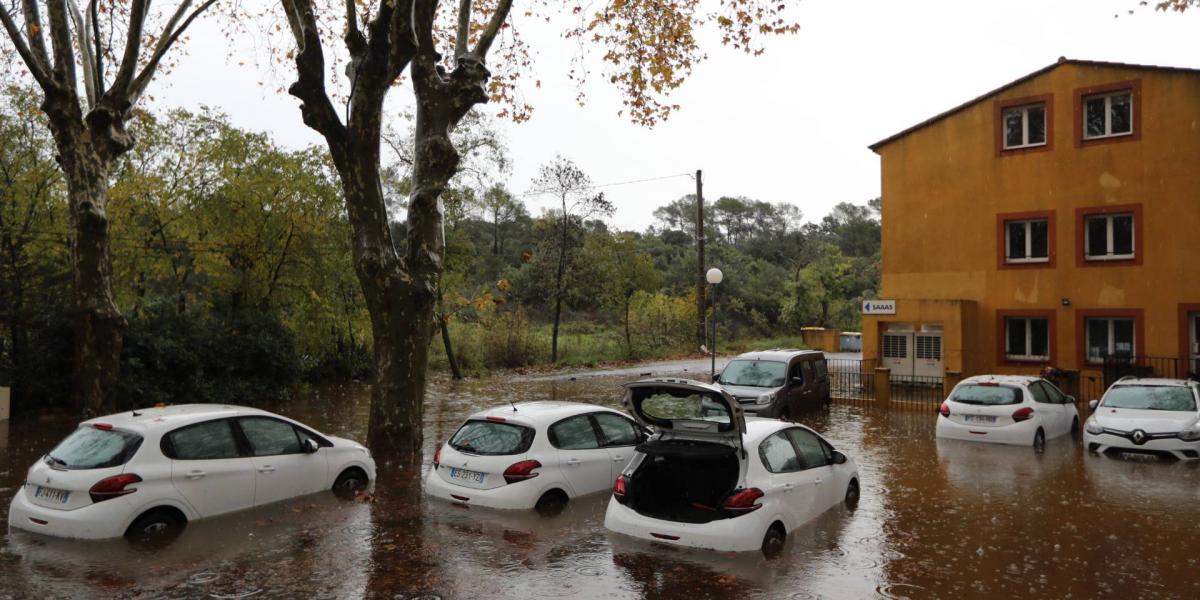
[0, 88, 879, 415]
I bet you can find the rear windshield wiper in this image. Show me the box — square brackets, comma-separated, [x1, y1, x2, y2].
[45, 455, 68, 468]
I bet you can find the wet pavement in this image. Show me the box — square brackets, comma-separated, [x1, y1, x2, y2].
[2, 366, 1199, 599]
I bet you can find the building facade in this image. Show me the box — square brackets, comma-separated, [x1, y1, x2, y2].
[863, 59, 1200, 382]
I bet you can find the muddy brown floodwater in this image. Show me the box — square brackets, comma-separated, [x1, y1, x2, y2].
[2, 369, 1200, 599]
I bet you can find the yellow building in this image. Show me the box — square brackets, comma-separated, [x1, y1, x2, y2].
[863, 58, 1200, 385]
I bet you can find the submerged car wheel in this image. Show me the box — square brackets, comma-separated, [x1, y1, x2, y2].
[1071, 416, 1080, 435]
[761, 523, 786, 558]
[1033, 428, 1046, 453]
[125, 508, 185, 544]
[333, 468, 368, 496]
[844, 478, 860, 509]
[534, 489, 569, 516]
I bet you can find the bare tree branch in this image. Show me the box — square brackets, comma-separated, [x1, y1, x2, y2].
[19, 0, 52, 69]
[108, 0, 149, 96]
[471, 0, 510, 60]
[129, 0, 218, 103]
[453, 0, 470, 58]
[45, 0, 79, 93]
[343, 0, 364, 56]
[0, 0, 54, 88]
[65, 0, 97, 107]
[284, 0, 347, 146]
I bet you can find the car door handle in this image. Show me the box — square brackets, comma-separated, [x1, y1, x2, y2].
[565, 458, 581, 466]
[776, 483, 793, 493]
[611, 455, 625, 462]
[185, 470, 206, 480]
[814, 477, 824, 486]
[258, 466, 276, 473]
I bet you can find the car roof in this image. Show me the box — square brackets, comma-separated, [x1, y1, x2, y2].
[729, 349, 823, 363]
[743, 417, 813, 445]
[959, 374, 1043, 387]
[83, 404, 279, 434]
[469, 401, 621, 425]
[1111, 377, 1198, 388]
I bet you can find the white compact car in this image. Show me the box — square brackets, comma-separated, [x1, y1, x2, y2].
[8, 404, 375, 541]
[1084, 377, 1200, 460]
[425, 402, 646, 511]
[603, 379, 859, 555]
[936, 375, 1079, 449]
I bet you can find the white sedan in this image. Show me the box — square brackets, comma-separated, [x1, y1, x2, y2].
[1084, 377, 1200, 459]
[8, 404, 375, 541]
[936, 375, 1079, 449]
[604, 379, 859, 555]
[425, 402, 646, 511]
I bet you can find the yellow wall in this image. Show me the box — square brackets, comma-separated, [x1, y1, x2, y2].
[868, 62, 1200, 375]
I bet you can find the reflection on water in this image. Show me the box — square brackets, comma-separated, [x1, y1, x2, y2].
[2, 372, 1200, 599]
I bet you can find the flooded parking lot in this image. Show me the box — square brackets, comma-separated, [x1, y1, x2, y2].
[2, 369, 1200, 599]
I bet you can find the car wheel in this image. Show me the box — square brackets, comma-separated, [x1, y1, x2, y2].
[333, 468, 368, 496]
[534, 489, 569, 516]
[761, 524, 786, 558]
[844, 478, 860, 509]
[1071, 416, 1080, 435]
[125, 509, 185, 544]
[1033, 428, 1046, 453]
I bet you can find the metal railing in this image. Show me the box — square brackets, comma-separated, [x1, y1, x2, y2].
[827, 358, 875, 401]
[891, 376, 946, 405]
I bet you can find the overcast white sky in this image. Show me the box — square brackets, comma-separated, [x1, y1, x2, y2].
[144, 0, 1198, 231]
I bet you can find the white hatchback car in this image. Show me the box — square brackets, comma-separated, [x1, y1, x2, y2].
[936, 375, 1079, 449]
[8, 404, 375, 541]
[1084, 377, 1200, 459]
[604, 379, 859, 555]
[425, 402, 646, 511]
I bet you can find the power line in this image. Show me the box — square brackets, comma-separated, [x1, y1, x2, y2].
[518, 172, 694, 198]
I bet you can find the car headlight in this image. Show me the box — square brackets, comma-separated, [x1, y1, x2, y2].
[1085, 419, 1104, 435]
[756, 392, 776, 405]
[1178, 427, 1200, 441]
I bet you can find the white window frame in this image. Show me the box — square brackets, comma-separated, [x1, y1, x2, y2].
[1082, 90, 1133, 140]
[1085, 317, 1136, 364]
[1004, 219, 1050, 264]
[1004, 317, 1049, 362]
[1001, 103, 1047, 149]
[1083, 213, 1135, 261]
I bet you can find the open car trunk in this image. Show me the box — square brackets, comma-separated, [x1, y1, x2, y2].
[626, 438, 740, 524]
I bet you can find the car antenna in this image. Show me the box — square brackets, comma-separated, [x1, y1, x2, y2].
[131, 408, 142, 417]
[509, 398, 518, 412]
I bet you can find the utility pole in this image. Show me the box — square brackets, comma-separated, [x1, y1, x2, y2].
[695, 170, 707, 351]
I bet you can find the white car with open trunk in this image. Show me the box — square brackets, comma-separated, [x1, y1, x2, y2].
[8, 404, 375, 541]
[425, 402, 646, 511]
[1084, 377, 1200, 460]
[935, 375, 1079, 449]
[603, 379, 859, 555]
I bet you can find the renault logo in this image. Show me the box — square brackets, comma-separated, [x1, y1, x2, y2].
[1132, 430, 1147, 445]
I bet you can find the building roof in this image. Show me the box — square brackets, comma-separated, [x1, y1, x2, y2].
[868, 58, 1200, 153]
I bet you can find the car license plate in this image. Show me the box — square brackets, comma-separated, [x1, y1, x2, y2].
[964, 415, 997, 424]
[34, 486, 70, 504]
[449, 467, 485, 485]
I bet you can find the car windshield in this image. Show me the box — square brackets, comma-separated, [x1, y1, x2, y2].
[951, 384, 1022, 406]
[1102, 386, 1197, 411]
[46, 426, 143, 469]
[449, 420, 534, 455]
[719, 360, 786, 388]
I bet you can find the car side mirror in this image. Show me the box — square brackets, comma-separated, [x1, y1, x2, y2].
[1088, 399, 1099, 412]
[791, 377, 804, 386]
[303, 438, 320, 454]
[1064, 395, 1076, 405]
[831, 450, 847, 465]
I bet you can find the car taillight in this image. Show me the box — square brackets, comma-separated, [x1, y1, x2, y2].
[939, 402, 951, 418]
[613, 475, 627, 502]
[1012, 407, 1034, 422]
[503, 460, 541, 484]
[722, 488, 764, 514]
[89, 474, 142, 503]
[433, 447, 442, 468]
[93, 423, 113, 431]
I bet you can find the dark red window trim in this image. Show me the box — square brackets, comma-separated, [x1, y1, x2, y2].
[1074, 203, 1143, 267]
[995, 94, 1054, 156]
[1073, 79, 1142, 148]
[996, 309, 1057, 367]
[996, 210, 1056, 270]
[1179, 303, 1200, 368]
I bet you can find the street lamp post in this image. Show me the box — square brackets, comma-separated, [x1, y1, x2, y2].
[706, 267, 723, 382]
